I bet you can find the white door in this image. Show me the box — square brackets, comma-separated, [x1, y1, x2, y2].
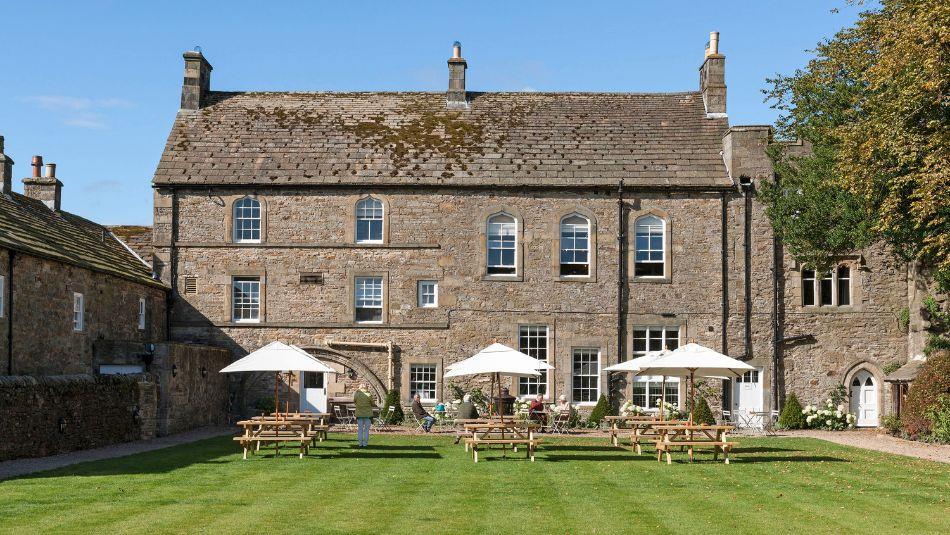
[850, 370, 878, 427]
[733, 369, 764, 428]
[300, 371, 328, 413]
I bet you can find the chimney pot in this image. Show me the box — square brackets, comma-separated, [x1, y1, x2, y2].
[32, 155, 43, 177]
[707, 31, 720, 57]
[452, 41, 462, 59]
[699, 32, 726, 116]
[45, 163, 56, 178]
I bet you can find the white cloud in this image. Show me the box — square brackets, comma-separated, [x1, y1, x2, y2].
[21, 95, 134, 129]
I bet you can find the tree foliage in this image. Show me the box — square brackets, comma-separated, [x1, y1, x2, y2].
[778, 392, 808, 430]
[902, 351, 950, 437]
[762, 0, 950, 289]
[691, 396, 716, 425]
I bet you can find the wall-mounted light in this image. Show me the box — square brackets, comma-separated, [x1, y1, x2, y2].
[132, 405, 141, 424]
[171, 364, 178, 378]
[200, 366, 207, 378]
[57, 417, 67, 434]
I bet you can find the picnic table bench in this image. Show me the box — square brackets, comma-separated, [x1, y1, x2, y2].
[235, 413, 331, 459]
[463, 421, 542, 463]
[652, 424, 735, 464]
[604, 415, 664, 447]
[629, 419, 690, 453]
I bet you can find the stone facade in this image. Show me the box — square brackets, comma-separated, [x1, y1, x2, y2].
[151, 40, 912, 426]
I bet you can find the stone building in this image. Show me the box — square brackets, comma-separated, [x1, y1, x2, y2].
[0, 146, 168, 376]
[151, 36, 910, 426]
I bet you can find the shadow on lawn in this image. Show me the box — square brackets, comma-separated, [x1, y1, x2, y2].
[544, 445, 619, 452]
[734, 455, 849, 463]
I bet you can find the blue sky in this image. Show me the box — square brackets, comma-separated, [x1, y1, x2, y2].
[0, 1, 866, 224]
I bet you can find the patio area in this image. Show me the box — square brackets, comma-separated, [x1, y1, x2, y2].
[1, 433, 947, 534]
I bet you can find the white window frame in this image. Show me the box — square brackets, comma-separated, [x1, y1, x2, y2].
[486, 213, 517, 276]
[632, 376, 679, 409]
[571, 347, 600, 405]
[354, 276, 383, 323]
[559, 214, 590, 277]
[355, 197, 384, 244]
[231, 277, 261, 323]
[634, 215, 665, 278]
[631, 326, 680, 409]
[417, 280, 438, 308]
[409, 364, 437, 402]
[802, 265, 852, 307]
[137, 297, 146, 331]
[72, 292, 84, 332]
[518, 325, 549, 398]
[232, 197, 262, 244]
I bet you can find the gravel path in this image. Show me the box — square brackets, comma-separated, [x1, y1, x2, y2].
[0, 426, 234, 481]
[783, 429, 950, 464]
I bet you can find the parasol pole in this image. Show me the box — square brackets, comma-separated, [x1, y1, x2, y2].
[660, 375, 666, 421]
[689, 369, 696, 424]
[497, 372, 505, 423]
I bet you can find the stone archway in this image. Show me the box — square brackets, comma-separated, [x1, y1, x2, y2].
[298, 345, 387, 402]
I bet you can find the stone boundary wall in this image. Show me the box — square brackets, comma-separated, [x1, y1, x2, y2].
[0, 374, 151, 462]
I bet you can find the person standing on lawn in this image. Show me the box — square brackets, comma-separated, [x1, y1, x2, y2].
[354, 383, 374, 448]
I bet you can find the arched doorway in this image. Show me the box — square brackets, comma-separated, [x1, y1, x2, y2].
[850, 369, 879, 427]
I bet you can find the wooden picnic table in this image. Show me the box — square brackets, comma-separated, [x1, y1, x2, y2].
[463, 421, 542, 462]
[629, 419, 690, 453]
[652, 424, 735, 464]
[235, 414, 331, 460]
[604, 415, 663, 447]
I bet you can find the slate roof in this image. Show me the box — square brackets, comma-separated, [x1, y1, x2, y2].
[0, 193, 166, 289]
[106, 225, 153, 266]
[884, 359, 925, 383]
[153, 91, 731, 188]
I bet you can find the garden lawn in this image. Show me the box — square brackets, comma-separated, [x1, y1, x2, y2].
[0, 434, 947, 534]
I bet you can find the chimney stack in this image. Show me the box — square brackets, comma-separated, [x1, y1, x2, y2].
[181, 49, 213, 110]
[446, 41, 468, 109]
[22, 155, 63, 211]
[700, 31, 726, 117]
[0, 136, 13, 196]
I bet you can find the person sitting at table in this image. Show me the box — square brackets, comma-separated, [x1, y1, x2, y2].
[411, 393, 436, 432]
[529, 393, 547, 424]
[457, 393, 479, 420]
[554, 394, 570, 413]
[353, 383, 374, 448]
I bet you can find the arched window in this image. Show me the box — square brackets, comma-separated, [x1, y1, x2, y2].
[560, 214, 590, 276]
[232, 197, 261, 243]
[356, 197, 384, 243]
[486, 213, 517, 275]
[634, 215, 665, 277]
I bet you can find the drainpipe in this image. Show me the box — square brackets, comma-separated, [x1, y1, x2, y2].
[739, 176, 753, 360]
[720, 193, 730, 412]
[6, 250, 13, 375]
[167, 189, 178, 338]
[616, 180, 627, 403]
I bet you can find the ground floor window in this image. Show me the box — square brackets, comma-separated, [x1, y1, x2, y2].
[572, 348, 600, 403]
[632, 376, 679, 409]
[518, 325, 549, 397]
[409, 364, 437, 402]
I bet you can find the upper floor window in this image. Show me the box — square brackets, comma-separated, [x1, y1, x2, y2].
[356, 197, 384, 243]
[232, 197, 261, 243]
[355, 276, 383, 323]
[560, 215, 590, 277]
[802, 265, 851, 307]
[487, 213, 517, 275]
[634, 215, 665, 277]
[73, 292, 85, 332]
[137, 297, 146, 331]
[232, 277, 261, 323]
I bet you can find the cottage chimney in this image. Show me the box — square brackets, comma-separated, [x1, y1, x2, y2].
[22, 155, 63, 211]
[699, 31, 726, 117]
[181, 49, 213, 110]
[0, 136, 13, 196]
[446, 41, 468, 109]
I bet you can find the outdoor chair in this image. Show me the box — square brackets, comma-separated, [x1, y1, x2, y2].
[333, 405, 354, 431]
[375, 405, 395, 431]
[549, 411, 571, 434]
[404, 406, 426, 432]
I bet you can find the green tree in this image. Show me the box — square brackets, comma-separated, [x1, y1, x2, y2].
[778, 393, 807, 430]
[762, 0, 950, 290]
[380, 389, 404, 424]
[691, 396, 716, 425]
[587, 394, 613, 426]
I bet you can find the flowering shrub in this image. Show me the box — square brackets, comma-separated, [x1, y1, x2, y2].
[619, 400, 644, 417]
[654, 398, 682, 420]
[802, 398, 856, 430]
[512, 398, 531, 417]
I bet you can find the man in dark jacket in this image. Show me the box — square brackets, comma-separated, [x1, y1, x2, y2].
[411, 393, 436, 432]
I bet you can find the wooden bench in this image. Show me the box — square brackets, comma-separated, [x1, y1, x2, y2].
[464, 438, 542, 463]
[654, 440, 734, 464]
[233, 436, 310, 459]
[255, 425, 329, 444]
